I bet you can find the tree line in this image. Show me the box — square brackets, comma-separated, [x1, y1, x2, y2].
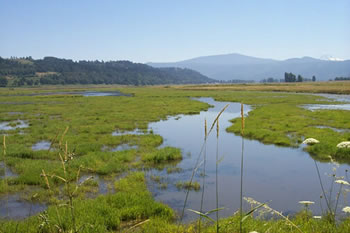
[0, 56, 214, 87]
[284, 72, 316, 82]
[334, 77, 350, 81]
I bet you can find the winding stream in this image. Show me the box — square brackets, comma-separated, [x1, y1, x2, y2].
[147, 97, 350, 221]
[1, 93, 350, 221]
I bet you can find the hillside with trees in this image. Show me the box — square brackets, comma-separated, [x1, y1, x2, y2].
[0, 57, 214, 86]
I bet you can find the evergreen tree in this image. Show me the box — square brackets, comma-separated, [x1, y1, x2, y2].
[0, 77, 7, 87]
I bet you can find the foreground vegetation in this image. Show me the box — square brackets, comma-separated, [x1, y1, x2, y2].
[1, 84, 350, 232]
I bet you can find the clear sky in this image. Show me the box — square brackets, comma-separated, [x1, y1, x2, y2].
[1, 0, 349, 62]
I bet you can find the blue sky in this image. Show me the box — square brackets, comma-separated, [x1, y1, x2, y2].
[0, 0, 349, 62]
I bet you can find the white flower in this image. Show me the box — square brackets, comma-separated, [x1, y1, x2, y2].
[335, 179, 350, 185]
[302, 138, 319, 145]
[342, 206, 350, 213]
[337, 141, 350, 149]
[313, 216, 322, 219]
[299, 201, 315, 205]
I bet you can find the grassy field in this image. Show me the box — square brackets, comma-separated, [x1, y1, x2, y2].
[176, 81, 350, 94]
[1, 84, 350, 232]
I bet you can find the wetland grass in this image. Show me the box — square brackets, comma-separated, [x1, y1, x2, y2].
[1, 86, 350, 232]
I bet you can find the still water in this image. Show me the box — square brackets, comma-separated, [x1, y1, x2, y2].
[1, 94, 350, 221]
[148, 97, 350, 221]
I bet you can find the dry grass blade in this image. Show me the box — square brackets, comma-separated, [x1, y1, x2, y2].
[59, 126, 69, 148]
[208, 104, 229, 136]
[41, 169, 51, 191]
[125, 219, 150, 232]
[48, 130, 60, 153]
[52, 175, 67, 183]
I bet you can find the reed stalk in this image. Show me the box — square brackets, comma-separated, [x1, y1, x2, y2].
[239, 103, 245, 233]
[314, 160, 332, 214]
[216, 118, 219, 233]
[334, 183, 343, 219]
[199, 119, 207, 232]
[3, 135, 8, 218]
[179, 104, 228, 232]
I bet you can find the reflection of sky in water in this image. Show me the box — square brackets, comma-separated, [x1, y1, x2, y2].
[0, 194, 47, 219]
[314, 93, 350, 103]
[31, 141, 51, 151]
[112, 129, 145, 136]
[0, 120, 28, 131]
[82, 91, 127, 97]
[304, 104, 350, 111]
[1, 91, 129, 97]
[0, 162, 18, 178]
[304, 93, 350, 111]
[148, 97, 350, 222]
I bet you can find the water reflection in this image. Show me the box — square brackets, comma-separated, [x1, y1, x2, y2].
[0, 91, 130, 97]
[304, 93, 350, 111]
[0, 195, 47, 219]
[0, 162, 18, 179]
[0, 120, 28, 131]
[148, 97, 350, 222]
[32, 141, 51, 151]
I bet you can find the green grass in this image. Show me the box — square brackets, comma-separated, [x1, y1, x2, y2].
[142, 147, 182, 164]
[1, 85, 350, 232]
[176, 181, 201, 191]
[0, 172, 175, 232]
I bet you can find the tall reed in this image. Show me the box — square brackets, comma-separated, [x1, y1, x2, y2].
[3, 135, 8, 218]
[239, 103, 245, 233]
[199, 119, 207, 232]
[179, 104, 228, 231]
[216, 118, 219, 232]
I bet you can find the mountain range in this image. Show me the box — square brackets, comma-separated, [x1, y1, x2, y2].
[148, 53, 350, 81]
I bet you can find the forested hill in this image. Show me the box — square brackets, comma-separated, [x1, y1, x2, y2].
[0, 57, 214, 86]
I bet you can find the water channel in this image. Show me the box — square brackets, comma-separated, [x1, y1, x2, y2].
[1, 93, 350, 221]
[147, 97, 350, 221]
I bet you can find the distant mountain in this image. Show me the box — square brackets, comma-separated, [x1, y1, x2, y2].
[0, 57, 214, 86]
[148, 53, 350, 81]
[320, 54, 345, 61]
